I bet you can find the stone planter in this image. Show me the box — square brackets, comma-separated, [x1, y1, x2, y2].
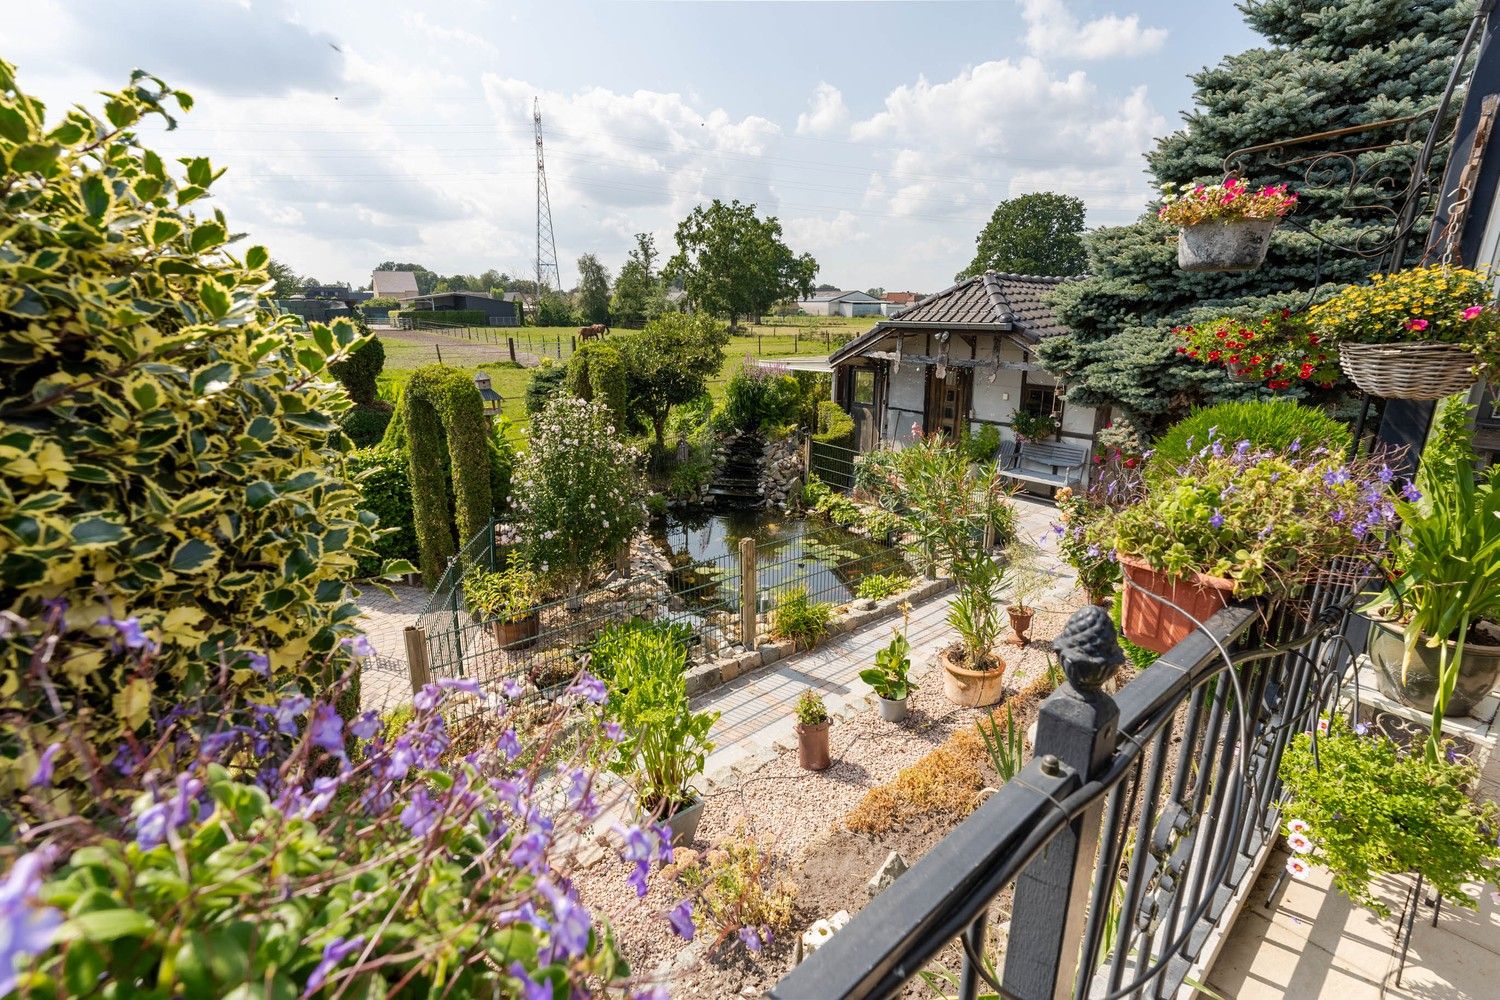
[1007, 605, 1034, 645]
[1176, 217, 1276, 273]
[1368, 618, 1500, 718]
[877, 696, 908, 723]
[491, 612, 540, 650]
[939, 646, 1007, 708]
[796, 721, 831, 770]
[663, 796, 705, 847]
[1118, 554, 1235, 654]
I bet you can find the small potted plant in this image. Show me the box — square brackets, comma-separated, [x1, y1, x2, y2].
[1279, 716, 1500, 917]
[860, 629, 916, 722]
[1004, 543, 1048, 645]
[1110, 431, 1399, 653]
[1308, 265, 1500, 400]
[1172, 310, 1341, 389]
[940, 551, 1009, 707]
[1363, 449, 1500, 742]
[1158, 177, 1296, 272]
[794, 690, 832, 770]
[464, 564, 544, 649]
[1009, 409, 1057, 445]
[605, 632, 718, 845]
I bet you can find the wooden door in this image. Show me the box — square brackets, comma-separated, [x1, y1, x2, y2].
[925, 366, 972, 441]
[849, 367, 881, 451]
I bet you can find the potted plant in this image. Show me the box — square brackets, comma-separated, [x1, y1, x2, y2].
[860, 629, 916, 722]
[1010, 409, 1058, 445]
[1279, 716, 1499, 917]
[794, 690, 832, 771]
[1158, 177, 1296, 272]
[1308, 265, 1500, 400]
[1004, 543, 1049, 645]
[1363, 449, 1500, 743]
[940, 550, 1009, 707]
[1110, 430, 1399, 654]
[605, 632, 718, 844]
[1053, 481, 1123, 607]
[464, 564, 544, 649]
[1172, 310, 1341, 390]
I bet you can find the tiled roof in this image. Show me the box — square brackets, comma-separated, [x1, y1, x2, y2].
[883, 291, 920, 303]
[371, 270, 419, 297]
[829, 271, 1079, 364]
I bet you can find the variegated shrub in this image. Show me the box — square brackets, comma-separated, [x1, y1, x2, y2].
[0, 61, 397, 796]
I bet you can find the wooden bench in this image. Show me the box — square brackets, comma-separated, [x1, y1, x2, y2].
[999, 440, 1087, 494]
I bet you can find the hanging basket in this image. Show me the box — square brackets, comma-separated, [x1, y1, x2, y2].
[1336, 341, 1477, 400]
[1176, 218, 1277, 273]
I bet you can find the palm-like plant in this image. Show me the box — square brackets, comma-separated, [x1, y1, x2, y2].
[948, 550, 1006, 669]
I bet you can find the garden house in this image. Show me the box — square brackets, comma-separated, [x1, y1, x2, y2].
[827, 271, 1112, 455]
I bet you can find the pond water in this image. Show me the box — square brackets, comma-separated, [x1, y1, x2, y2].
[652, 508, 908, 609]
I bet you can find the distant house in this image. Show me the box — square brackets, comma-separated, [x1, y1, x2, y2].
[405, 290, 523, 326]
[796, 289, 885, 317]
[371, 270, 420, 301]
[276, 297, 351, 325]
[880, 290, 921, 317]
[827, 271, 1113, 456]
[301, 283, 373, 305]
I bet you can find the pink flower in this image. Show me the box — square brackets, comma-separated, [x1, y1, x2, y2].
[1404, 318, 1429, 332]
[1286, 857, 1311, 880]
[1463, 305, 1485, 321]
[1286, 832, 1314, 854]
[1286, 818, 1310, 835]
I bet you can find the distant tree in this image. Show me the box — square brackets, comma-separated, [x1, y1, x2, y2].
[865, 287, 885, 298]
[814, 283, 840, 292]
[957, 192, 1087, 280]
[432, 279, 453, 293]
[666, 199, 818, 329]
[375, 261, 439, 296]
[575, 253, 612, 324]
[266, 258, 302, 298]
[611, 233, 665, 328]
[624, 313, 729, 450]
[536, 291, 576, 327]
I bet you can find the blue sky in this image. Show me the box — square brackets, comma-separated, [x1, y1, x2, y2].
[12, 1, 1261, 291]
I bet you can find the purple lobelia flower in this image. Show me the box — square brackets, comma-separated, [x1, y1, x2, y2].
[538, 880, 592, 961]
[28, 743, 61, 789]
[508, 962, 553, 1000]
[400, 787, 440, 837]
[342, 634, 376, 659]
[309, 703, 345, 758]
[349, 711, 381, 741]
[302, 935, 365, 997]
[628, 861, 650, 898]
[0, 850, 62, 998]
[1401, 481, 1422, 503]
[247, 651, 270, 676]
[273, 694, 311, 736]
[667, 900, 695, 940]
[615, 824, 655, 864]
[567, 672, 608, 705]
[98, 615, 152, 651]
[497, 729, 522, 761]
[1209, 511, 1225, 530]
[738, 925, 764, 952]
[438, 677, 481, 696]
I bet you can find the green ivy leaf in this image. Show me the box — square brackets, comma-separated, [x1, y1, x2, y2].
[169, 537, 218, 573]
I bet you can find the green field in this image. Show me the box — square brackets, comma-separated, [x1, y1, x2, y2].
[374, 316, 868, 435]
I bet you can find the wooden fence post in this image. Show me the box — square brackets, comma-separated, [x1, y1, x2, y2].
[508, 337, 517, 363]
[739, 537, 758, 650]
[404, 625, 431, 695]
[800, 436, 812, 485]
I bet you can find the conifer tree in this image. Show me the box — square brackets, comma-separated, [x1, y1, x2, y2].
[1038, 0, 1476, 432]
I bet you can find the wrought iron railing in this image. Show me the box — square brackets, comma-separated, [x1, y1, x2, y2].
[771, 579, 1359, 1000]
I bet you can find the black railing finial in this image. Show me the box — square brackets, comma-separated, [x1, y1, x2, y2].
[1051, 604, 1126, 692]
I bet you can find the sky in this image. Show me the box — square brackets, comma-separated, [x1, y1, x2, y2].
[9, 0, 1262, 293]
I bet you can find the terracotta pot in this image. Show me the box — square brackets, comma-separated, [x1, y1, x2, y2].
[1176, 218, 1276, 273]
[939, 646, 1007, 708]
[1007, 605, 1034, 645]
[1368, 618, 1500, 718]
[492, 612, 540, 650]
[795, 721, 831, 770]
[663, 797, 705, 847]
[1118, 554, 1236, 654]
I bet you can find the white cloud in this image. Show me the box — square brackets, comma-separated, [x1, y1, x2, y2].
[1018, 0, 1167, 61]
[795, 83, 850, 136]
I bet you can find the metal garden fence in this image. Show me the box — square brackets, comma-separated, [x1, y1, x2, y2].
[809, 439, 859, 493]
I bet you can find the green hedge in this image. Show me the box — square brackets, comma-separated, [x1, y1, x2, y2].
[812, 400, 855, 448]
[526, 365, 568, 415]
[329, 335, 384, 404]
[341, 403, 394, 447]
[403, 309, 490, 327]
[403, 365, 494, 586]
[564, 341, 627, 425]
[347, 447, 419, 577]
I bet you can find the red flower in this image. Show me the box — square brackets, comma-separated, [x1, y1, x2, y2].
[1227, 354, 1240, 364]
[1123, 457, 1138, 469]
[1208, 350, 1222, 361]
[1404, 318, 1429, 332]
[1298, 362, 1314, 379]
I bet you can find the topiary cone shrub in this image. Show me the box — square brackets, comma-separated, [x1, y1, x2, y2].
[0, 60, 404, 795]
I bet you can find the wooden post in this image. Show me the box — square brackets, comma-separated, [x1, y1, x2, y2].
[800, 435, 812, 486]
[508, 337, 517, 363]
[739, 537, 758, 650]
[403, 625, 431, 695]
[571, 335, 577, 353]
[615, 542, 631, 576]
[983, 519, 997, 551]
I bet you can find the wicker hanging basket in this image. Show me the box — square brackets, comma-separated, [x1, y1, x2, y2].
[1336, 341, 1478, 400]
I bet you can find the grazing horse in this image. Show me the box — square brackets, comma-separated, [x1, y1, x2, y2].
[578, 323, 609, 341]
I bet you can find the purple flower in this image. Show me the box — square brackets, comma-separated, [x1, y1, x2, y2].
[500, 677, 525, 699]
[438, 677, 481, 696]
[1209, 511, 1225, 530]
[380, 737, 415, 780]
[567, 769, 597, 817]
[302, 776, 341, 818]
[603, 721, 623, 742]
[247, 651, 270, 677]
[309, 703, 344, 757]
[349, 711, 381, 740]
[631, 987, 671, 1000]
[200, 727, 244, 762]
[1378, 464, 1394, 484]
[401, 787, 440, 837]
[343, 634, 376, 659]
[510, 831, 550, 873]
[539, 880, 592, 961]
[497, 729, 522, 761]
[1354, 722, 1370, 736]
[99, 615, 152, 651]
[1401, 481, 1422, 503]
[567, 672, 608, 705]
[508, 962, 553, 1000]
[413, 684, 443, 713]
[739, 925, 764, 952]
[615, 824, 655, 864]
[273, 694, 311, 735]
[135, 801, 171, 849]
[28, 743, 61, 789]
[667, 900, 695, 940]
[302, 935, 365, 997]
[0, 850, 62, 998]
[1322, 469, 1350, 487]
[628, 860, 650, 898]
[1289, 438, 1301, 454]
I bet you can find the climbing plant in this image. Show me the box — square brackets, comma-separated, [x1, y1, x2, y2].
[402, 364, 494, 585]
[0, 60, 398, 791]
[564, 340, 628, 426]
